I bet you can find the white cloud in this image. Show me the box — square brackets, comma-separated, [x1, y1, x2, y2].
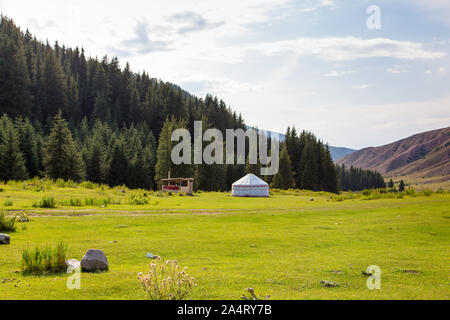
[439, 67, 447, 74]
[352, 84, 369, 89]
[425, 70, 433, 74]
[325, 70, 353, 77]
[252, 37, 446, 62]
[386, 65, 408, 74]
[301, 0, 336, 13]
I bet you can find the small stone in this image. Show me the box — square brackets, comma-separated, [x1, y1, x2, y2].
[81, 249, 109, 272]
[320, 280, 339, 288]
[65, 259, 81, 270]
[310, 198, 315, 202]
[0, 234, 10, 245]
[146, 253, 160, 259]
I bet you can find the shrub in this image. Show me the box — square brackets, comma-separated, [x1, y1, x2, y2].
[17, 212, 30, 223]
[436, 188, 444, 194]
[22, 242, 68, 274]
[128, 195, 148, 205]
[3, 200, 13, 207]
[138, 258, 196, 300]
[32, 196, 56, 208]
[241, 288, 270, 301]
[70, 198, 83, 207]
[83, 197, 118, 207]
[80, 181, 96, 190]
[0, 211, 17, 232]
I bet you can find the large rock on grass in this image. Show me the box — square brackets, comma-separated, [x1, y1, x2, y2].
[81, 249, 109, 272]
[0, 234, 10, 245]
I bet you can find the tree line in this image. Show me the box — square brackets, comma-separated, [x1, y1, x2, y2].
[336, 165, 386, 191]
[0, 16, 385, 193]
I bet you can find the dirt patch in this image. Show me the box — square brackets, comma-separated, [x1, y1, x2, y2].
[401, 270, 422, 274]
[329, 270, 345, 275]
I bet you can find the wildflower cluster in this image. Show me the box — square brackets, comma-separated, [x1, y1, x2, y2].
[138, 258, 196, 300]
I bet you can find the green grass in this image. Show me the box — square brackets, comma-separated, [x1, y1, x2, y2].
[0, 180, 449, 300]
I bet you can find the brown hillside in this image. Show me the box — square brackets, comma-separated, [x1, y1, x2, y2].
[337, 127, 450, 181]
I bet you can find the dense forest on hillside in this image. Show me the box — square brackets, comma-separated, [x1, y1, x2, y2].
[0, 16, 384, 192]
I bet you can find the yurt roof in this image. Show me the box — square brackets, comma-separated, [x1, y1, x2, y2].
[232, 174, 268, 187]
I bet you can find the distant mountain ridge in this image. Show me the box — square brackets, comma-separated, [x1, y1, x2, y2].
[337, 127, 450, 182]
[251, 128, 356, 161]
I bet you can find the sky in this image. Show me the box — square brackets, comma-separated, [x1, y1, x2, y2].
[1, 0, 449, 149]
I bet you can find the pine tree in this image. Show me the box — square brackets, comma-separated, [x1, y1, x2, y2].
[155, 118, 174, 184]
[15, 117, 40, 177]
[43, 112, 84, 181]
[85, 138, 106, 183]
[300, 141, 319, 191]
[38, 50, 67, 119]
[399, 180, 405, 192]
[245, 155, 261, 176]
[106, 140, 129, 187]
[0, 19, 33, 118]
[270, 144, 294, 190]
[388, 179, 394, 188]
[155, 117, 193, 186]
[321, 146, 338, 193]
[0, 116, 29, 181]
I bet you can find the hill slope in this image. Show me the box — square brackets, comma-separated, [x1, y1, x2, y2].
[337, 127, 450, 184]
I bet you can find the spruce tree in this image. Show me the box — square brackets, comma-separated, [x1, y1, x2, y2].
[15, 117, 40, 177]
[85, 139, 106, 183]
[155, 118, 174, 184]
[388, 179, 394, 188]
[300, 141, 319, 191]
[106, 140, 129, 187]
[0, 20, 33, 118]
[38, 51, 67, 119]
[0, 116, 29, 181]
[399, 180, 405, 192]
[270, 144, 294, 190]
[43, 112, 84, 181]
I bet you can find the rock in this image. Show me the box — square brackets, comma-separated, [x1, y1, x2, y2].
[81, 249, 109, 272]
[0, 234, 10, 245]
[310, 198, 315, 202]
[320, 280, 339, 288]
[146, 253, 160, 260]
[65, 259, 81, 270]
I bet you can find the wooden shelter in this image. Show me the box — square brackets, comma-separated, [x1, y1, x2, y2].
[161, 173, 194, 195]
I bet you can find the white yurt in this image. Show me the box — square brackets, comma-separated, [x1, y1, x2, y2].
[232, 174, 269, 198]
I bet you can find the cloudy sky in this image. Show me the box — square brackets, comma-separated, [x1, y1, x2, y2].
[1, 0, 449, 149]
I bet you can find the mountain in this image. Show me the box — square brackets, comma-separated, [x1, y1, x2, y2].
[337, 127, 450, 185]
[329, 147, 357, 162]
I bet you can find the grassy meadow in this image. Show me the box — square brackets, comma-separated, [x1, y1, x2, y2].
[0, 179, 449, 300]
